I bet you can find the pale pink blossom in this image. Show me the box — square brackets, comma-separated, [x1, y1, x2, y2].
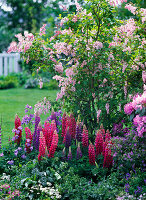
[39, 24, 47, 36]
[125, 4, 137, 15]
[142, 71, 146, 83]
[39, 79, 43, 89]
[93, 41, 103, 49]
[105, 103, 109, 114]
[7, 41, 17, 53]
[55, 63, 63, 73]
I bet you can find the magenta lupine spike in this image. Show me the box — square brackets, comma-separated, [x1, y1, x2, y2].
[63, 115, 70, 143]
[69, 113, 76, 139]
[61, 112, 66, 137]
[82, 125, 89, 147]
[103, 145, 113, 168]
[88, 143, 95, 165]
[49, 120, 57, 148]
[35, 123, 42, 151]
[67, 146, 72, 160]
[50, 109, 58, 127]
[43, 121, 51, 150]
[65, 127, 71, 148]
[33, 111, 40, 147]
[48, 130, 59, 158]
[14, 115, 22, 145]
[76, 122, 82, 142]
[95, 130, 103, 156]
[105, 129, 111, 142]
[76, 142, 82, 160]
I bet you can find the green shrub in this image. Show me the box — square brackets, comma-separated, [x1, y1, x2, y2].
[43, 79, 59, 90]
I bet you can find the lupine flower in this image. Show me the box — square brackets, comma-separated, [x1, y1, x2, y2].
[61, 112, 66, 137]
[67, 146, 72, 160]
[25, 127, 33, 153]
[33, 111, 40, 147]
[38, 131, 48, 161]
[63, 115, 70, 143]
[48, 130, 59, 158]
[65, 127, 71, 148]
[14, 115, 22, 145]
[105, 129, 111, 142]
[88, 143, 95, 165]
[95, 130, 103, 156]
[76, 122, 82, 142]
[82, 125, 89, 147]
[48, 120, 57, 148]
[0, 152, 4, 157]
[43, 121, 51, 150]
[103, 146, 113, 168]
[35, 123, 42, 151]
[69, 113, 76, 139]
[76, 142, 82, 160]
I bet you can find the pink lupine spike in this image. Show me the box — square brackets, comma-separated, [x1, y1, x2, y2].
[69, 113, 76, 139]
[63, 115, 70, 143]
[88, 143, 95, 165]
[105, 129, 111, 142]
[48, 130, 59, 158]
[38, 131, 48, 161]
[49, 120, 57, 147]
[14, 114, 22, 145]
[25, 127, 32, 153]
[82, 125, 89, 147]
[95, 130, 103, 156]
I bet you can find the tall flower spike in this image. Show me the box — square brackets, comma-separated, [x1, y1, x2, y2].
[69, 113, 76, 139]
[49, 120, 57, 148]
[61, 112, 66, 137]
[38, 131, 48, 161]
[82, 125, 89, 147]
[33, 111, 40, 147]
[67, 146, 72, 160]
[105, 129, 111, 142]
[65, 127, 71, 148]
[76, 122, 82, 142]
[88, 143, 95, 165]
[76, 142, 82, 160]
[14, 115, 22, 145]
[95, 130, 103, 156]
[48, 130, 59, 158]
[43, 121, 51, 150]
[35, 123, 42, 151]
[63, 115, 70, 143]
[25, 127, 33, 153]
[103, 145, 113, 168]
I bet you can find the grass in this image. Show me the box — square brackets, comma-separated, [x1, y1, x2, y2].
[0, 88, 58, 146]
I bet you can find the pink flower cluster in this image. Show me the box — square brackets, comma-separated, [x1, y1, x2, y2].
[7, 31, 34, 54]
[125, 4, 137, 15]
[124, 92, 146, 137]
[39, 24, 47, 36]
[34, 97, 51, 115]
[108, 0, 127, 7]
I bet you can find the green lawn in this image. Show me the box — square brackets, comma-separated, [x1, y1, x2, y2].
[0, 88, 57, 146]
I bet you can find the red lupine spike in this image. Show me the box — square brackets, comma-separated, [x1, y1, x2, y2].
[61, 112, 66, 137]
[105, 129, 111, 142]
[38, 131, 48, 161]
[95, 130, 103, 156]
[102, 141, 107, 157]
[103, 145, 113, 168]
[100, 124, 106, 140]
[25, 127, 32, 153]
[43, 121, 51, 150]
[14, 115, 22, 145]
[49, 120, 57, 147]
[88, 143, 95, 165]
[63, 115, 70, 143]
[48, 130, 59, 158]
[82, 125, 89, 147]
[69, 113, 76, 139]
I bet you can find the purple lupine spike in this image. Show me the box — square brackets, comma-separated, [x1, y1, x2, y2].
[33, 112, 40, 147]
[62, 147, 66, 161]
[76, 122, 82, 142]
[65, 127, 71, 148]
[35, 123, 42, 151]
[68, 146, 72, 160]
[76, 142, 82, 160]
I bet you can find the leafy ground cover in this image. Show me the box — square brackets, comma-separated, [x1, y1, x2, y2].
[0, 88, 57, 145]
